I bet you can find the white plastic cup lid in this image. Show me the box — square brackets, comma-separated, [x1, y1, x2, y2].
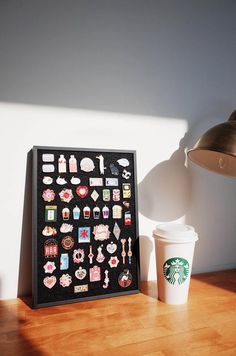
[153, 223, 198, 243]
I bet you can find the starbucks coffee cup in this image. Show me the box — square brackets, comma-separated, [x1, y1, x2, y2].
[153, 223, 198, 305]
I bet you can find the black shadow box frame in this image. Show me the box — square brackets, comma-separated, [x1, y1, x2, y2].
[32, 146, 140, 308]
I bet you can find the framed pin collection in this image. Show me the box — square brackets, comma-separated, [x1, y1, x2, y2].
[32, 146, 140, 308]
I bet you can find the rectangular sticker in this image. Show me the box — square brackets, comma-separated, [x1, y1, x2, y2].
[105, 178, 118, 186]
[89, 178, 103, 186]
[42, 153, 54, 162]
[74, 285, 88, 293]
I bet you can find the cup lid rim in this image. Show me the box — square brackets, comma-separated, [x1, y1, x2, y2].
[153, 223, 198, 242]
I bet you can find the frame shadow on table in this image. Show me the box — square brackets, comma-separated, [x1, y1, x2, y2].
[17, 150, 33, 308]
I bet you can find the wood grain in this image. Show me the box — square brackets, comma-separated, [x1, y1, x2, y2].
[0, 270, 235, 355]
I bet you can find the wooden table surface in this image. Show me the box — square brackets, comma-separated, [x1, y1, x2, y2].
[0, 270, 235, 356]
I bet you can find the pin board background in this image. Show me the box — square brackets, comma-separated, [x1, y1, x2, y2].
[32, 146, 140, 308]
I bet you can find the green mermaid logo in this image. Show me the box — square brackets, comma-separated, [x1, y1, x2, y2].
[163, 257, 189, 285]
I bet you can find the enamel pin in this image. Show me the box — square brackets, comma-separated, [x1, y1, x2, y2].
[42, 189, 55, 202]
[106, 241, 117, 254]
[76, 186, 89, 198]
[83, 206, 91, 219]
[42, 226, 57, 237]
[128, 237, 132, 264]
[122, 169, 131, 180]
[102, 205, 109, 219]
[80, 157, 95, 172]
[108, 256, 119, 268]
[59, 188, 74, 203]
[61, 236, 74, 250]
[43, 276, 57, 289]
[88, 245, 94, 264]
[42, 164, 55, 173]
[117, 158, 129, 167]
[45, 205, 57, 222]
[118, 270, 132, 288]
[73, 206, 81, 220]
[93, 206, 100, 219]
[96, 245, 105, 263]
[122, 183, 131, 199]
[58, 155, 67, 173]
[112, 189, 120, 201]
[105, 178, 118, 187]
[123, 200, 130, 208]
[112, 205, 122, 219]
[44, 239, 58, 258]
[102, 189, 110, 202]
[91, 190, 99, 202]
[71, 176, 81, 185]
[96, 154, 106, 174]
[89, 266, 101, 282]
[93, 224, 110, 241]
[113, 222, 121, 240]
[73, 249, 85, 264]
[60, 253, 69, 270]
[109, 163, 119, 175]
[124, 211, 132, 225]
[78, 227, 91, 243]
[42, 153, 54, 162]
[89, 178, 103, 186]
[43, 176, 53, 185]
[75, 267, 87, 280]
[74, 284, 88, 293]
[60, 223, 73, 233]
[43, 261, 56, 274]
[60, 274, 72, 287]
[121, 239, 126, 264]
[56, 176, 67, 185]
[69, 155, 77, 173]
[103, 270, 109, 289]
[62, 207, 70, 220]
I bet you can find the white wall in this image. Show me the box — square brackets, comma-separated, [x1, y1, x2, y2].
[0, 0, 236, 299]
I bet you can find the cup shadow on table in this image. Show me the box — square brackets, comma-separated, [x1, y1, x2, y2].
[17, 150, 33, 308]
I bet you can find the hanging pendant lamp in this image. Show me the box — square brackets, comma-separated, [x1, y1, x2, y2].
[187, 111, 236, 177]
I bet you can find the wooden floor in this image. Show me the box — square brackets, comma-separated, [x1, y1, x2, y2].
[0, 270, 236, 356]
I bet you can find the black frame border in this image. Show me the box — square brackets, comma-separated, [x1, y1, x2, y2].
[32, 145, 140, 308]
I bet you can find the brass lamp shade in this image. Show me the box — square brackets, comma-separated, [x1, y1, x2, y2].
[187, 111, 236, 177]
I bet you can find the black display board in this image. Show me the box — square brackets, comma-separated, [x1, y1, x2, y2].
[32, 146, 140, 308]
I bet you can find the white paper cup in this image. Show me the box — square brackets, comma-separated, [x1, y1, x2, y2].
[153, 223, 198, 305]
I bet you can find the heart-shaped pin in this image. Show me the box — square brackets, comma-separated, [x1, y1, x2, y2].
[76, 186, 88, 198]
[43, 276, 57, 289]
[106, 242, 117, 254]
[75, 267, 87, 280]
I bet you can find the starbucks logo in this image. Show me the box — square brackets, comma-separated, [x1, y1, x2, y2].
[163, 257, 189, 285]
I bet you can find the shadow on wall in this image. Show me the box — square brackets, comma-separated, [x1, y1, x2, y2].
[139, 236, 153, 281]
[139, 134, 191, 221]
[18, 151, 32, 301]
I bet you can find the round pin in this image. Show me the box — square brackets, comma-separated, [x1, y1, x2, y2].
[118, 270, 132, 288]
[80, 157, 95, 172]
[61, 236, 74, 250]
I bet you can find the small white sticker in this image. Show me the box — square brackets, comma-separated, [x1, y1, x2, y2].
[105, 178, 118, 186]
[42, 153, 54, 162]
[42, 164, 55, 173]
[89, 178, 103, 186]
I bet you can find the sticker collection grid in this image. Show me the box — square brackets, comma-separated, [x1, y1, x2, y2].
[33, 147, 140, 307]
